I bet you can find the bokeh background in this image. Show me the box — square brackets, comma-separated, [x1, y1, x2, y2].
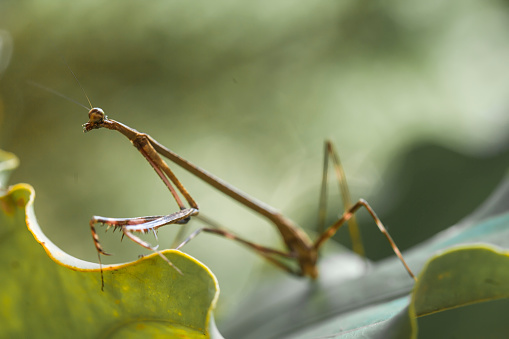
[2, 1, 509, 336]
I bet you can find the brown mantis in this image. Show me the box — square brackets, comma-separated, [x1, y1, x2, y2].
[80, 102, 416, 291]
[34, 66, 417, 289]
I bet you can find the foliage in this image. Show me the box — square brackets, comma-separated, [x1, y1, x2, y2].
[0, 149, 221, 339]
[3, 148, 509, 338]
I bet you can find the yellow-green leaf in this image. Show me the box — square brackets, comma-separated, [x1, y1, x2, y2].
[0, 154, 222, 338]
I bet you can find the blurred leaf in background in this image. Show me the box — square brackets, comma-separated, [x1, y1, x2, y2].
[1, 0, 509, 336]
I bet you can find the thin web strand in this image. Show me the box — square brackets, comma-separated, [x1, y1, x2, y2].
[27, 80, 89, 111]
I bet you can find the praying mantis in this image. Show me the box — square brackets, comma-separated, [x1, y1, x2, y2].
[31, 66, 417, 289]
[80, 99, 416, 291]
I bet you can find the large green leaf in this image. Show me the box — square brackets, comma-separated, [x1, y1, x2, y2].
[0, 152, 222, 338]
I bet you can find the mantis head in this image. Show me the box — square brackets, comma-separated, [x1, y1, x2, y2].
[83, 108, 106, 132]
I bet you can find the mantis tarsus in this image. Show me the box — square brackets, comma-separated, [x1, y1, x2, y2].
[82, 108, 416, 291]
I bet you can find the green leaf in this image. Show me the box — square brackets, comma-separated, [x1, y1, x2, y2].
[0, 151, 222, 338]
[5, 142, 509, 338]
[413, 245, 509, 316]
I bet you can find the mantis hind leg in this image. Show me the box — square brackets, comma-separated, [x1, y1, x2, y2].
[317, 140, 365, 256]
[314, 199, 416, 280]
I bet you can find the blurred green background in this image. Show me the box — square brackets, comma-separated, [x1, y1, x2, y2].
[2, 0, 509, 333]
